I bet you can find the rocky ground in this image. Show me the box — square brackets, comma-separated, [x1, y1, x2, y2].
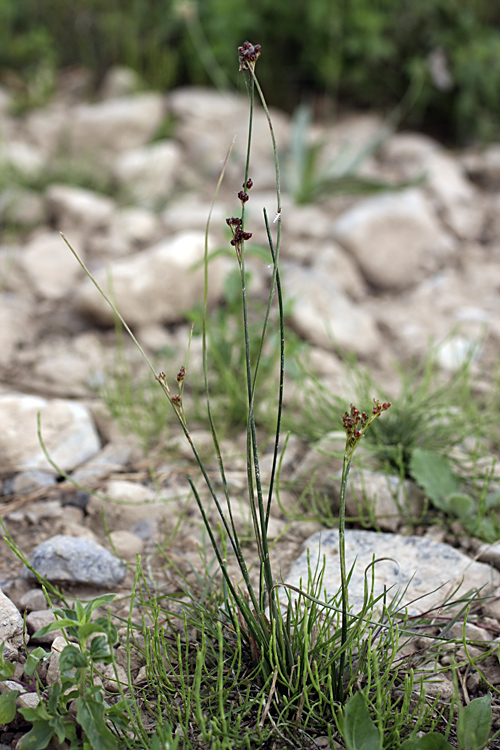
[2, 67, 500, 741]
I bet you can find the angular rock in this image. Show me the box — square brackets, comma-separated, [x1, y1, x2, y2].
[19, 230, 84, 300]
[0, 294, 33, 365]
[46, 185, 116, 234]
[24, 535, 127, 587]
[168, 87, 290, 187]
[108, 530, 144, 562]
[86, 479, 182, 537]
[283, 264, 381, 356]
[285, 529, 500, 615]
[344, 469, 425, 532]
[75, 230, 227, 326]
[25, 610, 61, 643]
[0, 393, 101, 473]
[424, 152, 483, 240]
[0, 590, 24, 658]
[332, 189, 455, 290]
[66, 93, 166, 157]
[113, 140, 183, 205]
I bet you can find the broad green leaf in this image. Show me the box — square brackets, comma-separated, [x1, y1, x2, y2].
[457, 694, 492, 750]
[59, 645, 88, 673]
[78, 622, 109, 642]
[83, 594, 116, 618]
[400, 732, 454, 750]
[32, 618, 77, 639]
[447, 493, 475, 518]
[409, 449, 461, 511]
[89, 635, 112, 663]
[0, 643, 16, 680]
[19, 719, 54, 750]
[343, 692, 380, 750]
[0, 689, 19, 723]
[76, 696, 118, 750]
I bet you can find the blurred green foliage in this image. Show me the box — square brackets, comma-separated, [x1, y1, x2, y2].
[0, 0, 500, 142]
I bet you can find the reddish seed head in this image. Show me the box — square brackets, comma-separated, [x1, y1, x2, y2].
[171, 394, 182, 405]
[238, 191, 249, 203]
[238, 41, 262, 71]
[177, 366, 186, 383]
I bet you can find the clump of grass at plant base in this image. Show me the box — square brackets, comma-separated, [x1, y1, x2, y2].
[2, 41, 500, 750]
[285, 348, 500, 543]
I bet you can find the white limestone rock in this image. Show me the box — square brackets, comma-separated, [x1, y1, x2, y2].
[75, 230, 228, 326]
[19, 230, 84, 300]
[283, 263, 381, 356]
[0, 393, 101, 473]
[113, 140, 183, 205]
[332, 189, 455, 290]
[285, 529, 500, 615]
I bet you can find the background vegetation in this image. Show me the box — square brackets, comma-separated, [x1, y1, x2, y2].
[0, 0, 500, 142]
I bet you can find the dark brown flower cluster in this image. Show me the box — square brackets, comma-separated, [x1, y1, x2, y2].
[238, 41, 262, 72]
[237, 177, 253, 204]
[176, 366, 186, 384]
[226, 216, 252, 247]
[342, 399, 391, 446]
[342, 405, 369, 444]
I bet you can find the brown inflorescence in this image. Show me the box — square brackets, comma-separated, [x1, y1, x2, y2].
[342, 399, 391, 446]
[176, 366, 186, 384]
[238, 41, 262, 72]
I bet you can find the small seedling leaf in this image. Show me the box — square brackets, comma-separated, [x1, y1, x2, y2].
[457, 694, 492, 750]
[399, 733, 454, 750]
[342, 692, 380, 750]
[0, 689, 19, 723]
[409, 448, 461, 511]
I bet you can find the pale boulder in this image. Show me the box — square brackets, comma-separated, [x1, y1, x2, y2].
[46, 185, 116, 234]
[65, 93, 166, 157]
[0, 393, 101, 473]
[332, 188, 455, 290]
[19, 230, 83, 300]
[113, 140, 183, 205]
[75, 231, 227, 326]
[283, 264, 381, 356]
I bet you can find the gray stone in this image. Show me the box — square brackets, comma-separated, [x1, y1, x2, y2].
[283, 264, 381, 356]
[332, 189, 455, 290]
[113, 140, 183, 205]
[46, 185, 116, 234]
[0, 294, 33, 365]
[284, 529, 500, 616]
[24, 535, 127, 587]
[0, 589, 24, 657]
[4, 470, 56, 495]
[75, 230, 227, 326]
[65, 93, 166, 157]
[18, 589, 49, 612]
[344, 469, 425, 532]
[0, 393, 101, 473]
[19, 230, 84, 300]
[25, 610, 61, 643]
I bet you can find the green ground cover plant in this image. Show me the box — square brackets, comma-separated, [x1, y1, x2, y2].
[2, 40, 500, 750]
